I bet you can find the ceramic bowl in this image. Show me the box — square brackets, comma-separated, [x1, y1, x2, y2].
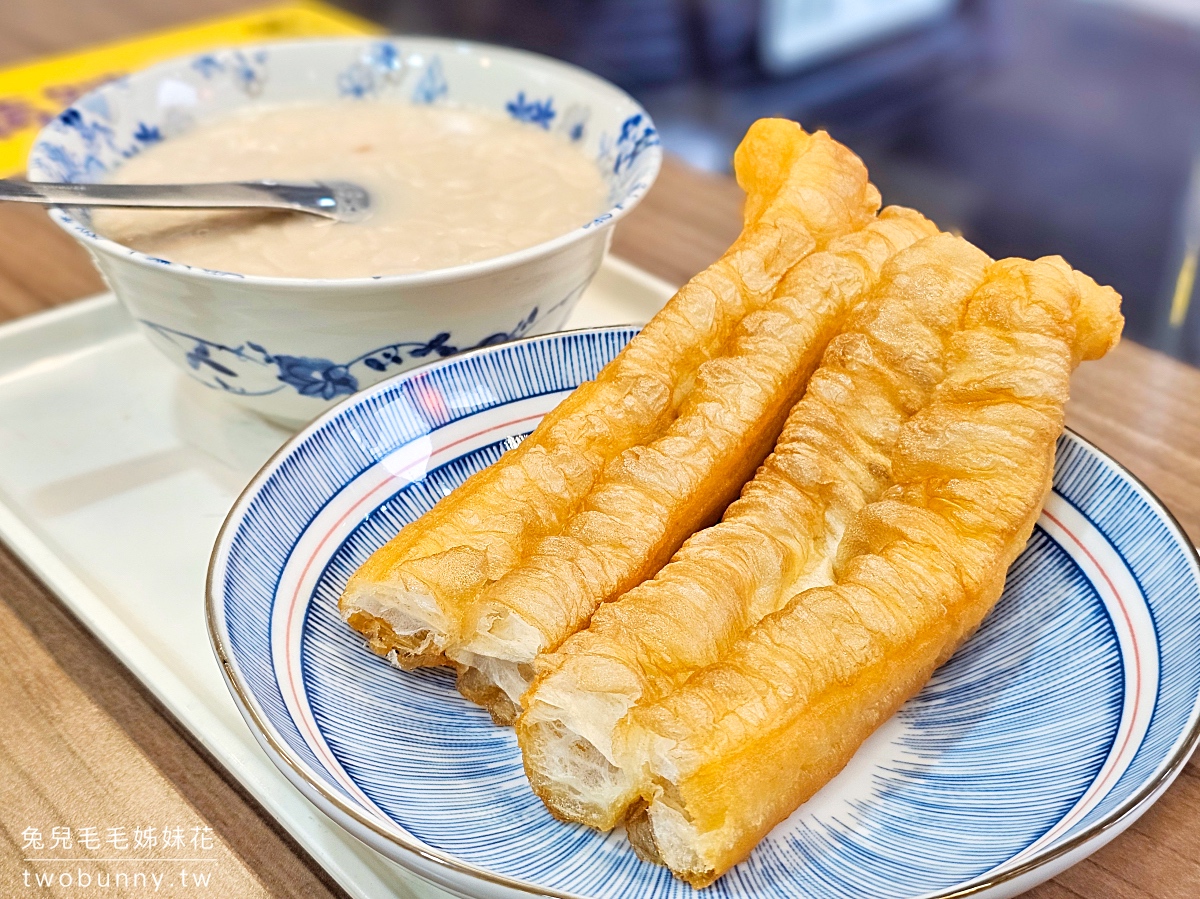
[27, 37, 661, 425]
[209, 326, 1200, 899]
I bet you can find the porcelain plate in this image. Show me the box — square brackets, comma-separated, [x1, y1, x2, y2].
[208, 326, 1200, 899]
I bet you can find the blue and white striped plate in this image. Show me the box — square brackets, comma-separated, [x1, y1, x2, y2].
[208, 327, 1200, 899]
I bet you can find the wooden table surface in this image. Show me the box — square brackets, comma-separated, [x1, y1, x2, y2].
[2, 3, 1199, 897]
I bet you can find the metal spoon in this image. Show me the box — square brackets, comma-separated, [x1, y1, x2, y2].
[0, 179, 371, 222]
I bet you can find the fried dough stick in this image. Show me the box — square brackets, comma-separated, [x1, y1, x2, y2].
[451, 209, 944, 722]
[339, 119, 880, 669]
[516, 230, 985, 827]
[620, 257, 1123, 887]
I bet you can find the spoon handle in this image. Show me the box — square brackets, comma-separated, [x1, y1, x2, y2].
[0, 179, 370, 222]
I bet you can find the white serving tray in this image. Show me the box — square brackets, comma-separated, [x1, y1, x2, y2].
[0, 256, 675, 899]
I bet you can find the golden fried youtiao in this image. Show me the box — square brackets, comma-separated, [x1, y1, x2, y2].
[339, 119, 881, 672]
[451, 208, 944, 722]
[516, 231, 988, 827]
[619, 257, 1122, 887]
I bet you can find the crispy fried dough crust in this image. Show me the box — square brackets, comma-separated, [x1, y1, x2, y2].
[514, 226, 986, 828]
[453, 210, 948, 719]
[340, 120, 881, 673]
[620, 257, 1122, 887]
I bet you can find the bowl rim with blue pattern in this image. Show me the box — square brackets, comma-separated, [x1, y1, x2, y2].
[207, 325, 1200, 899]
[27, 35, 662, 287]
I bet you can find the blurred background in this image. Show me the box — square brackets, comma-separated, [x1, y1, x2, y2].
[331, 0, 1200, 365]
[3, 0, 1199, 362]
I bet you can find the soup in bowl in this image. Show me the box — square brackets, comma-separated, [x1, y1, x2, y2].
[29, 37, 661, 425]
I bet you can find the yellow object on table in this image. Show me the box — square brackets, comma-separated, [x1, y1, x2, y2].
[0, 0, 381, 177]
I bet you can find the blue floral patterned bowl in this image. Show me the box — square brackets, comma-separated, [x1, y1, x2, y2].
[27, 38, 660, 425]
[208, 326, 1200, 899]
